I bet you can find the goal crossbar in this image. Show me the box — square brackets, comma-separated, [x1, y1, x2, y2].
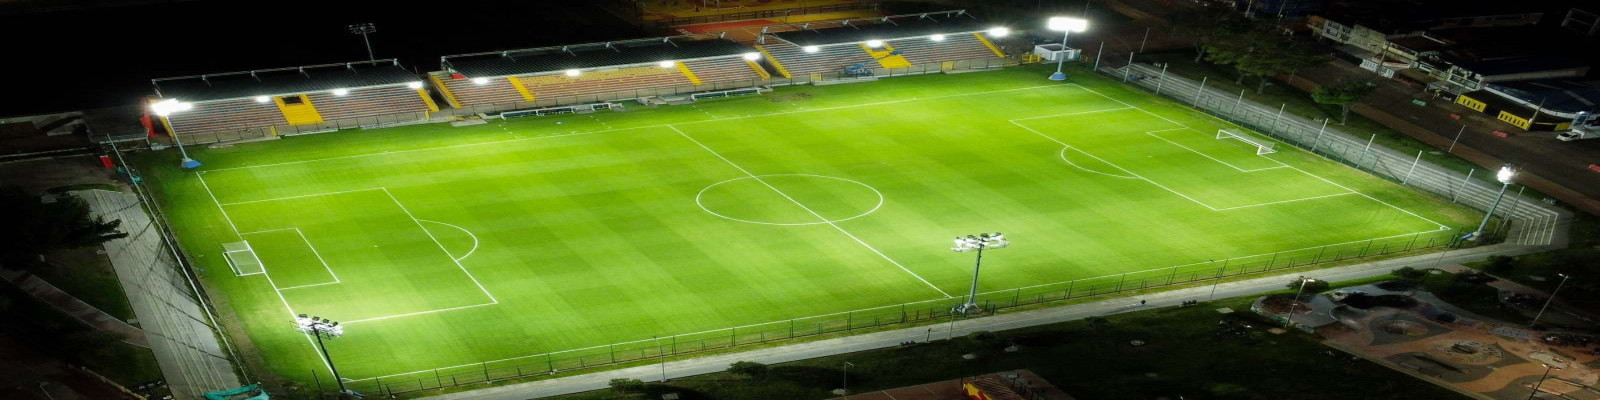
[1216, 129, 1277, 155]
[223, 240, 264, 276]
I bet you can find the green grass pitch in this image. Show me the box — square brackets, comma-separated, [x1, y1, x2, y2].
[137, 65, 1478, 386]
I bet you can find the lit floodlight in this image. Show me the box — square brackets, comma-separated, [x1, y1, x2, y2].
[864, 39, 884, 48]
[406, 81, 424, 89]
[952, 232, 1008, 252]
[742, 52, 761, 61]
[331, 88, 350, 96]
[565, 69, 582, 77]
[150, 99, 193, 117]
[1496, 165, 1515, 184]
[929, 34, 946, 42]
[659, 60, 676, 68]
[803, 45, 820, 53]
[988, 27, 1011, 37]
[1048, 17, 1089, 32]
[254, 96, 271, 103]
[471, 77, 489, 85]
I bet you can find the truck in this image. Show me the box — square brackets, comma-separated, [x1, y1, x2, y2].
[1557, 111, 1598, 141]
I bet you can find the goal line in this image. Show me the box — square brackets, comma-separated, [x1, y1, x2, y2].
[1216, 129, 1276, 155]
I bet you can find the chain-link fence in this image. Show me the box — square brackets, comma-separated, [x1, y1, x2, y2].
[344, 226, 1459, 396]
[1098, 61, 1563, 246]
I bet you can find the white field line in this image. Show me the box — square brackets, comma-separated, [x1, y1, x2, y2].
[345, 226, 1453, 383]
[239, 227, 341, 287]
[416, 219, 481, 262]
[1057, 147, 1139, 179]
[203, 84, 1071, 173]
[343, 302, 499, 324]
[1009, 106, 1133, 122]
[1068, 83, 1449, 230]
[219, 187, 386, 206]
[1212, 192, 1360, 211]
[195, 172, 338, 379]
[1144, 129, 1287, 172]
[238, 227, 298, 235]
[276, 282, 341, 290]
[380, 188, 499, 304]
[1008, 119, 1222, 211]
[668, 125, 953, 299]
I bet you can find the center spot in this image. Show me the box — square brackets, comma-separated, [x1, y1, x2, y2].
[696, 174, 884, 226]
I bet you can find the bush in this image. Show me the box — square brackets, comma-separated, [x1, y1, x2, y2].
[609, 378, 645, 394]
[1392, 267, 1428, 280]
[1485, 256, 1515, 274]
[1286, 278, 1330, 295]
[726, 361, 768, 379]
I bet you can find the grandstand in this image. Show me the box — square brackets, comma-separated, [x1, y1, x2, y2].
[756, 11, 1009, 80]
[150, 60, 437, 144]
[431, 35, 768, 113]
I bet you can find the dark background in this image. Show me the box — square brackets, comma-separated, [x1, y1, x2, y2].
[0, 0, 645, 116]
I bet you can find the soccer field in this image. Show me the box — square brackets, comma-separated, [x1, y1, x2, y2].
[141, 66, 1477, 389]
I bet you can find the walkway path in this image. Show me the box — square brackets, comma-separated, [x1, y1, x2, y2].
[423, 242, 1549, 400]
[0, 269, 148, 347]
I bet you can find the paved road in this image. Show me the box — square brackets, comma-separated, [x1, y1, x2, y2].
[0, 269, 149, 347]
[423, 242, 1548, 400]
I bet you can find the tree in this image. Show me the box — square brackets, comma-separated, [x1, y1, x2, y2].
[608, 378, 644, 395]
[726, 361, 768, 379]
[0, 187, 127, 270]
[1311, 81, 1375, 124]
[1168, 8, 1250, 63]
[1286, 278, 1330, 295]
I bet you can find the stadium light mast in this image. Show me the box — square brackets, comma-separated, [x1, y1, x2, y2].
[951, 232, 1009, 315]
[1046, 17, 1089, 81]
[1529, 273, 1570, 329]
[349, 23, 377, 61]
[150, 99, 200, 169]
[1284, 276, 1316, 327]
[1471, 165, 1515, 240]
[296, 314, 348, 394]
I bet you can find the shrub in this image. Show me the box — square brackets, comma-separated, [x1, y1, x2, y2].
[609, 378, 644, 394]
[726, 361, 768, 379]
[1392, 267, 1428, 280]
[1286, 278, 1330, 295]
[1485, 256, 1515, 274]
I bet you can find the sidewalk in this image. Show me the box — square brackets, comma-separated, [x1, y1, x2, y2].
[0, 269, 148, 347]
[423, 242, 1548, 400]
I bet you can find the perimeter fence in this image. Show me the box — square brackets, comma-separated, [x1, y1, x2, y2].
[345, 227, 1462, 396]
[1096, 61, 1564, 246]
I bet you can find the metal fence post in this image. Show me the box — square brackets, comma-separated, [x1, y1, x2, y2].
[1452, 169, 1475, 202]
[1155, 64, 1168, 95]
[1271, 104, 1286, 131]
[1093, 41, 1105, 70]
[1402, 150, 1422, 184]
[1310, 119, 1328, 152]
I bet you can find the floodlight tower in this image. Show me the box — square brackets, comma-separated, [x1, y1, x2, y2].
[150, 99, 200, 169]
[1471, 165, 1515, 240]
[951, 232, 1009, 315]
[1284, 276, 1317, 327]
[1047, 17, 1089, 81]
[296, 314, 348, 394]
[349, 23, 377, 61]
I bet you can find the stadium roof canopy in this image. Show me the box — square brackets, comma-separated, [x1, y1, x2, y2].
[152, 60, 419, 103]
[1484, 79, 1600, 118]
[442, 35, 749, 78]
[769, 10, 988, 47]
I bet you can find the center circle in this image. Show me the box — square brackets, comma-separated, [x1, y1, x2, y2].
[695, 174, 884, 226]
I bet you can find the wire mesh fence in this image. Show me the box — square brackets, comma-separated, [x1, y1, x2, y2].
[343, 227, 1460, 396]
[1096, 60, 1563, 246]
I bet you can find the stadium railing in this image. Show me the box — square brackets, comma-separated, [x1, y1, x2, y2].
[342, 227, 1462, 397]
[1095, 60, 1566, 248]
[168, 110, 432, 145]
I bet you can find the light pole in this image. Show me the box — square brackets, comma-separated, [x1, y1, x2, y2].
[1472, 165, 1515, 240]
[1284, 276, 1316, 327]
[150, 99, 200, 169]
[1529, 273, 1570, 329]
[952, 232, 1009, 315]
[349, 23, 377, 61]
[1047, 17, 1089, 81]
[1526, 363, 1561, 399]
[841, 361, 854, 398]
[654, 335, 667, 382]
[296, 314, 347, 395]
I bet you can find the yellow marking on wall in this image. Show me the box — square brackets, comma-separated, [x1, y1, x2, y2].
[1455, 95, 1486, 112]
[428, 75, 461, 109]
[1496, 110, 1531, 129]
[273, 95, 324, 125]
[859, 43, 911, 69]
[754, 45, 792, 78]
[745, 60, 771, 79]
[973, 33, 1005, 58]
[415, 89, 440, 112]
[675, 62, 703, 85]
[505, 76, 536, 102]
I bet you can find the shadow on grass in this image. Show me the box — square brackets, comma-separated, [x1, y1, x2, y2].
[769, 366, 846, 389]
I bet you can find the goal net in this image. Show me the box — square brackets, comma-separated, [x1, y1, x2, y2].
[223, 241, 264, 276]
[1216, 129, 1277, 155]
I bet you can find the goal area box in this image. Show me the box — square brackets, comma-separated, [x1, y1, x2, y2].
[1216, 129, 1277, 155]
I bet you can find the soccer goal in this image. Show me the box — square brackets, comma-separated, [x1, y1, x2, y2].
[1216, 129, 1277, 155]
[223, 241, 265, 276]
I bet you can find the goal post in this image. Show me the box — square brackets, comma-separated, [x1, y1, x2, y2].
[1216, 129, 1277, 155]
[223, 241, 264, 276]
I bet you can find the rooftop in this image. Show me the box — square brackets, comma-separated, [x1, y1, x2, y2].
[442, 36, 749, 79]
[1485, 79, 1600, 116]
[152, 60, 419, 103]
